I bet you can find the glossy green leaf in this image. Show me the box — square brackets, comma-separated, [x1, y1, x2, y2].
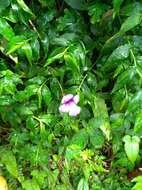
[41, 85, 52, 106]
[44, 47, 68, 66]
[22, 42, 33, 65]
[127, 90, 142, 113]
[16, 0, 35, 17]
[6, 35, 30, 54]
[123, 135, 140, 164]
[105, 44, 130, 71]
[77, 178, 89, 190]
[0, 148, 18, 178]
[0, 18, 15, 40]
[112, 68, 136, 92]
[31, 38, 40, 61]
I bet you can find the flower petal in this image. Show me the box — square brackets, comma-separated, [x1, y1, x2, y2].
[61, 94, 74, 104]
[73, 95, 79, 104]
[59, 104, 70, 113]
[69, 104, 81, 116]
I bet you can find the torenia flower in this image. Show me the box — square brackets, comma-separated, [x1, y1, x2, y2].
[59, 94, 81, 116]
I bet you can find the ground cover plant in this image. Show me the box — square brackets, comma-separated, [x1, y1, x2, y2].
[1, 0, 142, 189]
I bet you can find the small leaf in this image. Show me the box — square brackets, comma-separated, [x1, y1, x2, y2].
[77, 178, 89, 190]
[0, 148, 18, 178]
[123, 135, 140, 164]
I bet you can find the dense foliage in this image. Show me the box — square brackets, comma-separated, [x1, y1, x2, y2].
[1, 0, 142, 189]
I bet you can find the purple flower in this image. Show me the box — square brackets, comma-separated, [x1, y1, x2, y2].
[59, 94, 81, 116]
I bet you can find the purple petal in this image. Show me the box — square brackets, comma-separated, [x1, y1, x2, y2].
[61, 94, 74, 104]
[73, 95, 79, 104]
[59, 104, 70, 113]
[69, 104, 81, 116]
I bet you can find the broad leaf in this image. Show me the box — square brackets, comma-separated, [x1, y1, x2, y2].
[123, 135, 140, 164]
[0, 148, 18, 178]
[0, 0, 10, 11]
[119, 13, 142, 34]
[0, 18, 15, 40]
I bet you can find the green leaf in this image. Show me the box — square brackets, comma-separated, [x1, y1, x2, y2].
[127, 90, 142, 113]
[92, 97, 111, 141]
[0, 18, 15, 40]
[88, 3, 108, 24]
[0, 95, 15, 106]
[123, 135, 140, 164]
[6, 35, 30, 54]
[64, 0, 86, 10]
[22, 179, 40, 190]
[77, 178, 89, 190]
[0, 148, 18, 178]
[119, 13, 142, 34]
[88, 128, 105, 149]
[16, 0, 35, 17]
[134, 110, 142, 133]
[41, 85, 52, 106]
[132, 176, 142, 190]
[31, 38, 40, 61]
[22, 42, 33, 65]
[112, 68, 136, 92]
[44, 47, 68, 66]
[0, 0, 10, 11]
[105, 44, 130, 72]
[70, 129, 88, 149]
[64, 52, 80, 75]
[113, 0, 124, 16]
[39, 114, 53, 125]
[121, 2, 142, 17]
